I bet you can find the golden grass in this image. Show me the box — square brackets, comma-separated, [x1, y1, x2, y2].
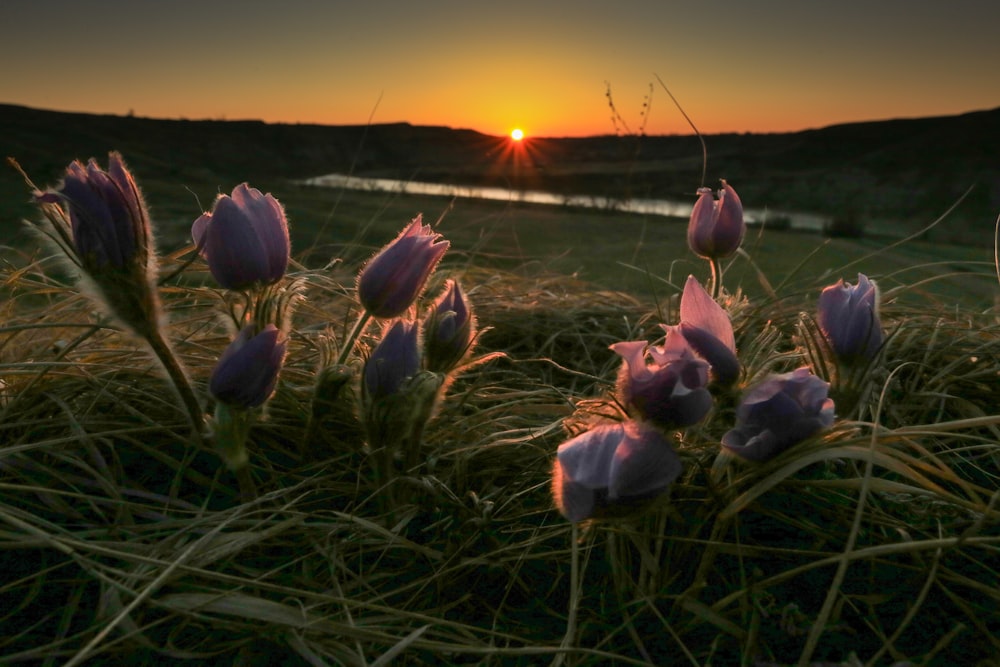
[1, 215, 999, 666]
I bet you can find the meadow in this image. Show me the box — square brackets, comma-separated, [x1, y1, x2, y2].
[1, 160, 999, 667]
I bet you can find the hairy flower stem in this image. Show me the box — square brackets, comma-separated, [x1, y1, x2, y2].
[337, 310, 373, 365]
[709, 257, 722, 300]
[144, 327, 205, 447]
[234, 465, 258, 504]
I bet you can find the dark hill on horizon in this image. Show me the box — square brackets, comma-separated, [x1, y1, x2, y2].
[2, 103, 999, 245]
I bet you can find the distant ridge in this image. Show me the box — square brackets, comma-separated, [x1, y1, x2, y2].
[3, 103, 999, 244]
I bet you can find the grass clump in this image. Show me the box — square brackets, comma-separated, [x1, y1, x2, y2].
[1, 158, 998, 667]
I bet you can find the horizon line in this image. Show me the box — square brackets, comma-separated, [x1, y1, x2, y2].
[4, 101, 1000, 141]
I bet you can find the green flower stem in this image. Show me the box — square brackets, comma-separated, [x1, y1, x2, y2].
[213, 403, 258, 502]
[234, 465, 258, 504]
[213, 403, 251, 469]
[145, 327, 205, 446]
[336, 310, 373, 365]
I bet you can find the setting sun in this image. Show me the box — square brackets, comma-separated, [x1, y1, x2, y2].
[510, 128, 524, 141]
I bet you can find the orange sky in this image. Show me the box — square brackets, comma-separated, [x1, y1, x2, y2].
[3, 1, 999, 138]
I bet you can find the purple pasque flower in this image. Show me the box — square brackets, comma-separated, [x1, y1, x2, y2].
[665, 275, 740, 385]
[553, 420, 683, 522]
[363, 319, 421, 399]
[610, 329, 713, 429]
[687, 180, 745, 260]
[210, 324, 287, 409]
[191, 183, 290, 290]
[818, 273, 884, 362]
[40, 152, 151, 270]
[422, 279, 476, 373]
[722, 367, 835, 462]
[357, 215, 449, 319]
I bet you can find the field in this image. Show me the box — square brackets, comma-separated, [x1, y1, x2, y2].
[1, 165, 999, 666]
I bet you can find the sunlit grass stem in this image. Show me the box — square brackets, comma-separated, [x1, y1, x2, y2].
[552, 522, 580, 667]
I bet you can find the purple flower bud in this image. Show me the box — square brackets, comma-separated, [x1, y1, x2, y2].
[687, 180, 745, 260]
[210, 324, 287, 409]
[722, 368, 835, 462]
[668, 276, 740, 385]
[610, 331, 713, 429]
[363, 320, 421, 399]
[35, 153, 163, 336]
[818, 273, 884, 362]
[357, 215, 449, 318]
[191, 183, 290, 290]
[553, 421, 683, 522]
[41, 152, 151, 270]
[422, 279, 476, 373]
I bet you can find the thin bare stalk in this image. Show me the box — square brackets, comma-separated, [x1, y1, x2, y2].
[553, 522, 580, 667]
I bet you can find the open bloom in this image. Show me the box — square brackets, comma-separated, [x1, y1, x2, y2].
[422, 279, 476, 373]
[553, 420, 684, 522]
[722, 368, 835, 462]
[663, 275, 740, 385]
[210, 325, 287, 409]
[610, 330, 712, 429]
[818, 273, 884, 362]
[357, 215, 449, 318]
[192, 183, 290, 290]
[687, 180, 745, 260]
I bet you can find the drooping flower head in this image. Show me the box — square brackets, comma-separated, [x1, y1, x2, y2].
[422, 279, 476, 373]
[687, 180, 745, 260]
[35, 152, 161, 335]
[665, 275, 740, 385]
[610, 330, 713, 429]
[722, 367, 835, 462]
[191, 183, 290, 290]
[210, 324, 287, 409]
[817, 273, 884, 362]
[553, 420, 683, 522]
[357, 215, 449, 318]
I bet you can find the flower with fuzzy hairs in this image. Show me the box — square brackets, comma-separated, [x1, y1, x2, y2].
[35, 152, 161, 336]
[662, 275, 740, 385]
[192, 183, 290, 290]
[687, 180, 745, 260]
[363, 320, 421, 400]
[553, 420, 683, 522]
[422, 279, 476, 373]
[818, 273, 884, 362]
[52, 153, 150, 270]
[610, 330, 713, 429]
[722, 368, 835, 462]
[357, 215, 449, 318]
[210, 325, 287, 409]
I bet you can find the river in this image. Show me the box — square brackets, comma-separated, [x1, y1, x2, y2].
[299, 173, 829, 232]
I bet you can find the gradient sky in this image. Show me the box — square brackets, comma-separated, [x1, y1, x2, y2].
[3, 0, 999, 138]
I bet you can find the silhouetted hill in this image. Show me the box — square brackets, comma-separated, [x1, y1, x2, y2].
[3, 103, 999, 244]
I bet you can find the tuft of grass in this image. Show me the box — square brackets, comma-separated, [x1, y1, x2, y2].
[2, 187, 1000, 667]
